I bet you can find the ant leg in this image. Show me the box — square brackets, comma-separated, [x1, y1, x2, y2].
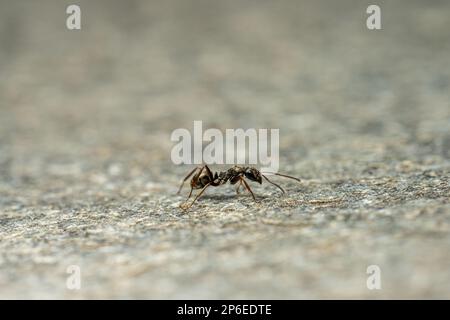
[235, 180, 243, 194]
[186, 186, 194, 200]
[240, 178, 257, 201]
[177, 166, 201, 194]
[182, 182, 211, 210]
[262, 174, 285, 194]
[179, 186, 194, 209]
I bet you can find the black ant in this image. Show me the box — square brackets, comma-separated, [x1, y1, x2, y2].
[177, 165, 301, 210]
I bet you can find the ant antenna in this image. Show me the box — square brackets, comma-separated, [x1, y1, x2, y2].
[262, 174, 285, 194]
[261, 172, 301, 182]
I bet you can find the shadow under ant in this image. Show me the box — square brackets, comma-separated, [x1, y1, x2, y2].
[185, 193, 271, 202]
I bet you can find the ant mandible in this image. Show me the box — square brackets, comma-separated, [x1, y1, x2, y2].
[177, 165, 301, 210]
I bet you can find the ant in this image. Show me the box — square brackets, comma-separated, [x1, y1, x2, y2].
[177, 165, 301, 210]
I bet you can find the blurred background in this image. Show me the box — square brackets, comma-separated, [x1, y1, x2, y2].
[0, 0, 449, 298]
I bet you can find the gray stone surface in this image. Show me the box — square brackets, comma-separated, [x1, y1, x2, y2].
[0, 0, 449, 299]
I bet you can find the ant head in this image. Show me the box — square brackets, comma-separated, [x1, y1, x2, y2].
[244, 167, 262, 184]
